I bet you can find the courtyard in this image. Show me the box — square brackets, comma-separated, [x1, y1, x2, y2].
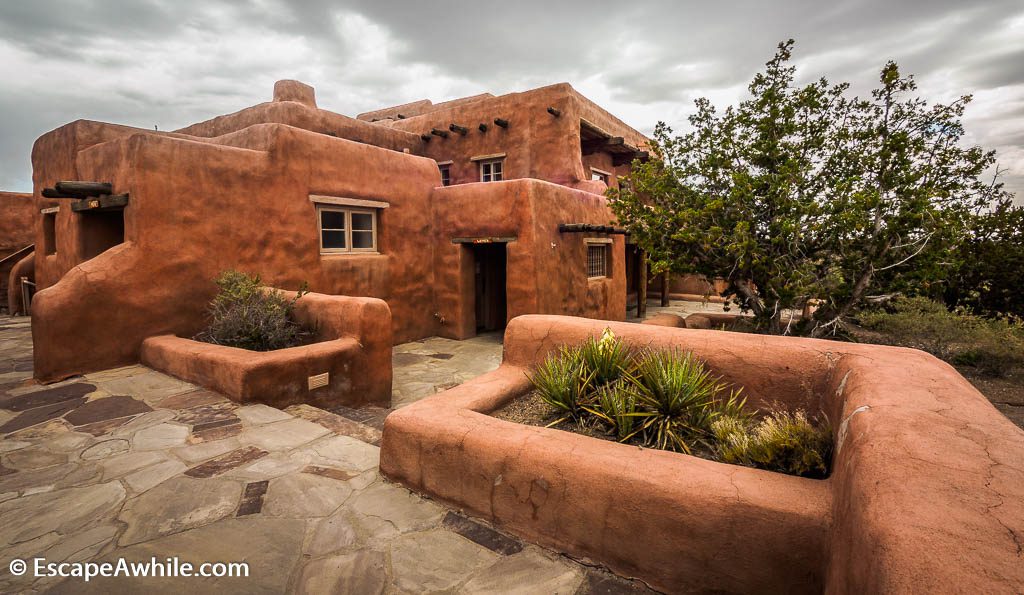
[0, 315, 653, 594]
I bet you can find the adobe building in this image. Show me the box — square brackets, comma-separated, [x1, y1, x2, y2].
[12, 80, 651, 382]
[0, 191, 35, 314]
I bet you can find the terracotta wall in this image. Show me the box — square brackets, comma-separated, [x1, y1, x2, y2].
[28, 117, 626, 381]
[431, 179, 626, 339]
[387, 83, 647, 190]
[0, 191, 35, 312]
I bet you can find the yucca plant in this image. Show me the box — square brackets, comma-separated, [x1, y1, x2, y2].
[579, 327, 632, 385]
[627, 349, 726, 453]
[584, 379, 646, 441]
[527, 346, 593, 425]
[715, 409, 832, 478]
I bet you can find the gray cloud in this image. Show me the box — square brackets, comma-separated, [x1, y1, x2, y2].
[0, 0, 1021, 203]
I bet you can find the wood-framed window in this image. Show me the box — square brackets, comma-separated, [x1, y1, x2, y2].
[439, 164, 451, 186]
[591, 168, 611, 185]
[318, 205, 378, 253]
[479, 158, 504, 182]
[585, 238, 612, 278]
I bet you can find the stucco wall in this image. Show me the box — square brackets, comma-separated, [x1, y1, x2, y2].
[0, 191, 34, 252]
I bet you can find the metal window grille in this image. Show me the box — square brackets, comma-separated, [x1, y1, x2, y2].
[587, 244, 607, 277]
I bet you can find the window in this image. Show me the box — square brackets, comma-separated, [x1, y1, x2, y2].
[591, 168, 610, 185]
[318, 206, 378, 253]
[439, 164, 451, 186]
[586, 239, 611, 278]
[480, 159, 504, 182]
[43, 211, 57, 255]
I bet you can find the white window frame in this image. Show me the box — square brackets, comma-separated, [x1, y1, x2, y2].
[591, 167, 611, 184]
[317, 205, 378, 254]
[585, 237, 612, 279]
[479, 158, 504, 182]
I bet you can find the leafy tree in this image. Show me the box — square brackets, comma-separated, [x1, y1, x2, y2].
[609, 40, 1011, 335]
[944, 203, 1024, 317]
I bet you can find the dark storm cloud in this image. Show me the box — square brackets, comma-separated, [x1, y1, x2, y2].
[0, 0, 1021, 201]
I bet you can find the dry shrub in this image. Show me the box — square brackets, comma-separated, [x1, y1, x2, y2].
[195, 270, 309, 351]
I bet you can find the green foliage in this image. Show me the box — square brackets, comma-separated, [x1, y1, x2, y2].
[859, 296, 1024, 376]
[525, 330, 832, 476]
[629, 349, 723, 453]
[196, 270, 309, 351]
[608, 40, 1012, 336]
[944, 204, 1024, 318]
[527, 346, 592, 422]
[714, 409, 832, 478]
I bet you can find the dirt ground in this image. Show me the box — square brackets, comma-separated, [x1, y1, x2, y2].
[960, 368, 1024, 429]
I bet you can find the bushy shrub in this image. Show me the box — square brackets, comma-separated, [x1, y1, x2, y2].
[714, 409, 832, 478]
[859, 296, 1024, 376]
[195, 270, 309, 351]
[525, 328, 833, 476]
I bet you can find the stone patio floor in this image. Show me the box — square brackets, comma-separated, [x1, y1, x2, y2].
[0, 315, 655, 594]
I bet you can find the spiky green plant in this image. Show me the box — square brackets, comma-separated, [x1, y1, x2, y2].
[527, 346, 593, 425]
[579, 327, 632, 385]
[715, 409, 832, 477]
[584, 379, 645, 441]
[627, 348, 726, 453]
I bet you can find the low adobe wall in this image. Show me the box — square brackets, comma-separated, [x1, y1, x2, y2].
[380, 315, 1024, 593]
[141, 292, 392, 408]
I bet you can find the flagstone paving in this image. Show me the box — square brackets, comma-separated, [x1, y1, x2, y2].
[0, 316, 655, 594]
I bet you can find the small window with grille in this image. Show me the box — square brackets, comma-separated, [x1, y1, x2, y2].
[439, 164, 451, 186]
[586, 239, 611, 278]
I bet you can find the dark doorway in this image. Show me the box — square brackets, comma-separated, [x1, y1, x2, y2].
[80, 209, 124, 261]
[470, 243, 507, 332]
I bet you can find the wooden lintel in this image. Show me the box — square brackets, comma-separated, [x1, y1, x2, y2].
[493, 118, 509, 128]
[451, 236, 517, 244]
[70, 193, 129, 213]
[430, 128, 449, 138]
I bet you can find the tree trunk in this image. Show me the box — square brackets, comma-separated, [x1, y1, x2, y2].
[661, 272, 670, 306]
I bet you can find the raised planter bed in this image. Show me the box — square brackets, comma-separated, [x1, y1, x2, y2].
[142, 291, 392, 409]
[380, 314, 1024, 593]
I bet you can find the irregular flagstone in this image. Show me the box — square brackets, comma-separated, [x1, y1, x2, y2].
[6, 418, 73, 441]
[234, 404, 292, 426]
[223, 451, 310, 481]
[304, 512, 358, 556]
[123, 459, 188, 493]
[109, 409, 177, 437]
[240, 418, 331, 451]
[157, 388, 224, 410]
[41, 431, 96, 453]
[0, 481, 126, 544]
[348, 481, 445, 533]
[82, 364, 148, 382]
[79, 516, 305, 595]
[3, 446, 68, 470]
[41, 523, 118, 564]
[296, 550, 387, 594]
[458, 549, 585, 594]
[0, 439, 30, 453]
[64, 395, 153, 426]
[0, 397, 87, 434]
[52, 462, 103, 490]
[262, 472, 353, 518]
[442, 512, 523, 555]
[80, 438, 130, 460]
[92, 370, 195, 404]
[236, 480, 269, 516]
[285, 404, 383, 446]
[99, 450, 171, 480]
[302, 435, 380, 473]
[130, 423, 190, 450]
[302, 464, 357, 481]
[172, 436, 243, 465]
[185, 446, 269, 478]
[0, 383, 96, 412]
[174, 401, 239, 426]
[578, 569, 660, 594]
[389, 530, 499, 592]
[118, 476, 242, 546]
[75, 415, 139, 437]
[190, 421, 243, 443]
[0, 462, 80, 493]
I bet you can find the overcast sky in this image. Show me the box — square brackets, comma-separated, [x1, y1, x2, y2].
[1, 1, 1022, 202]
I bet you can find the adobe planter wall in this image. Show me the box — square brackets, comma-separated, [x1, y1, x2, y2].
[380, 315, 1024, 593]
[141, 291, 392, 409]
